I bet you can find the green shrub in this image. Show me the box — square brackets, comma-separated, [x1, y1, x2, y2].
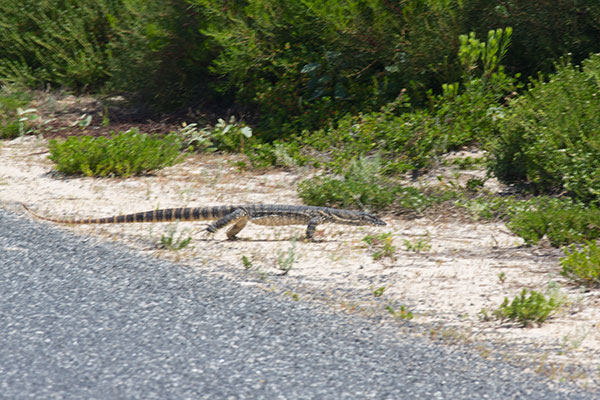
[507, 197, 600, 247]
[560, 241, 600, 287]
[494, 288, 560, 326]
[48, 129, 185, 177]
[489, 53, 600, 203]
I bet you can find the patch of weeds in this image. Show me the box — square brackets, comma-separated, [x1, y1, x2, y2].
[465, 177, 486, 192]
[48, 129, 185, 177]
[240, 255, 268, 280]
[363, 232, 396, 260]
[277, 236, 297, 275]
[177, 116, 253, 153]
[493, 288, 561, 327]
[160, 226, 192, 251]
[560, 326, 589, 352]
[457, 194, 528, 222]
[0, 87, 36, 139]
[372, 286, 386, 298]
[451, 156, 484, 170]
[560, 241, 600, 287]
[385, 305, 414, 320]
[403, 236, 432, 253]
[298, 155, 432, 213]
[284, 290, 300, 301]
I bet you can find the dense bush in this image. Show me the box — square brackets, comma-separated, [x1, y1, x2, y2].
[489, 54, 600, 203]
[194, 0, 466, 139]
[2, 0, 600, 131]
[506, 197, 600, 247]
[48, 129, 185, 177]
[250, 28, 517, 172]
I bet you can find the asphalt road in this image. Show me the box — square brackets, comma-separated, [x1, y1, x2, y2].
[0, 207, 596, 399]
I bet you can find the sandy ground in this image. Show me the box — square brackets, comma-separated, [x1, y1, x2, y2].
[2, 134, 600, 387]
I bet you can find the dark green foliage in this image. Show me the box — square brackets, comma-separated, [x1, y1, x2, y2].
[561, 241, 600, 287]
[464, 0, 600, 79]
[249, 28, 517, 172]
[106, 0, 219, 112]
[0, 0, 219, 111]
[489, 54, 600, 203]
[254, 71, 514, 173]
[48, 129, 185, 177]
[0, 0, 122, 90]
[494, 289, 559, 326]
[194, 0, 466, 139]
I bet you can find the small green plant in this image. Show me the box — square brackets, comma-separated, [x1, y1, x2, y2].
[277, 236, 297, 275]
[210, 116, 253, 152]
[478, 308, 491, 322]
[560, 241, 600, 287]
[494, 289, 560, 327]
[241, 255, 253, 270]
[160, 226, 192, 251]
[48, 129, 185, 177]
[385, 305, 414, 320]
[465, 177, 485, 192]
[177, 122, 214, 152]
[498, 272, 507, 284]
[363, 232, 396, 260]
[451, 156, 484, 170]
[403, 236, 432, 253]
[373, 286, 386, 298]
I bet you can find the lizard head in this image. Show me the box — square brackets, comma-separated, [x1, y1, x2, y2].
[358, 211, 387, 226]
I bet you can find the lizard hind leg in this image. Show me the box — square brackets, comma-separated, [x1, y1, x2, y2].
[226, 219, 248, 240]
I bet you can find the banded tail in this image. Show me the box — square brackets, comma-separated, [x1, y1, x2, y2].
[21, 203, 232, 225]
